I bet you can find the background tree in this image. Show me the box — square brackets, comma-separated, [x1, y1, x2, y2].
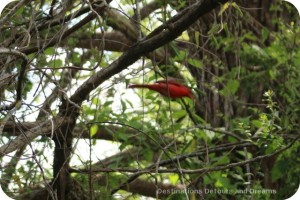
[0, 0, 299, 199]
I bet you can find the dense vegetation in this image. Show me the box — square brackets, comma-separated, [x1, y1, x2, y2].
[0, 0, 299, 199]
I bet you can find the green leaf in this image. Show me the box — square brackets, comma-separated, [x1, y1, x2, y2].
[188, 58, 203, 69]
[48, 59, 63, 68]
[102, 100, 113, 107]
[221, 79, 239, 96]
[121, 99, 127, 112]
[268, 69, 277, 80]
[231, 2, 243, 16]
[173, 110, 186, 119]
[214, 155, 230, 165]
[251, 120, 262, 128]
[219, 2, 230, 16]
[261, 28, 269, 42]
[203, 175, 213, 185]
[44, 47, 55, 55]
[195, 31, 200, 47]
[174, 50, 188, 62]
[204, 129, 215, 140]
[215, 176, 230, 187]
[72, 52, 81, 64]
[236, 150, 253, 159]
[208, 24, 222, 35]
[252, 44, 268, 57]
[169, 174, 179, 185]
[232, 173, 245, 181]
[90, 125, 98, 137]
[92, 98, 99, 105]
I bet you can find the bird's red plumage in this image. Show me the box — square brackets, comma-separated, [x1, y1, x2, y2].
[128, 80, 194, 99]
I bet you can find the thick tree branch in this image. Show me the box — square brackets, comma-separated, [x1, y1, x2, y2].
[0, 117, 66, 156]
[139, 0, 162, 20]
[95, 175, 183, 199]
[2, 121, 134, 139]
[73, 31, 131, 52]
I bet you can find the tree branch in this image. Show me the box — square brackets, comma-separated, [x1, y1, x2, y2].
[20, 1, 108, 55]
[0, 48, 29, 111]
[0, 117, 66, 157]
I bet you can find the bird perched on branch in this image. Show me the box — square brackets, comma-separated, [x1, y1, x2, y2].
[128, 79, 194, 99]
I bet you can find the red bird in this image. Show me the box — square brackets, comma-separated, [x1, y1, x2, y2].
[128, 79, 194, 99]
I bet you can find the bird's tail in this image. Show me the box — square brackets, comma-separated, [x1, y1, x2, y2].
[128, 84, 152, 89]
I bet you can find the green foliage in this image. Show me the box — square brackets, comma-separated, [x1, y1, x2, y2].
[220, 79, 239, 96]
[187, 58, 203, 69]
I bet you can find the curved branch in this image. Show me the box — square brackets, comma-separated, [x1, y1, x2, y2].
[0, 48, 29, 111]
[139, 0, 162, 20]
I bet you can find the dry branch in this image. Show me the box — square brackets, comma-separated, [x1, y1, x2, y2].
[0, 117, 66, 156]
